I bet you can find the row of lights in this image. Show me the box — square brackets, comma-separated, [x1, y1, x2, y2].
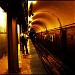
[28, 1, 37, 32]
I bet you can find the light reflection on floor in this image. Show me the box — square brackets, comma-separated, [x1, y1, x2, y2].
[0, 39, 47, 74]
[0, 39, 32, 74]
[0, 55, 8, 74]
[27, 38, 30, 54]
[18, 39, 32, 74]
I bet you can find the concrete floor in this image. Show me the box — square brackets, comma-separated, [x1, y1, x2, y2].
[0, 39, 47, 74]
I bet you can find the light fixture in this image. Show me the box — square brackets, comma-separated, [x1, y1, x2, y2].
[28, 1, 37, 4]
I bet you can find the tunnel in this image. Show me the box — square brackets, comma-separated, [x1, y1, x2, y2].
[0, 0, 75, 75]
[28, 1, 75, 74]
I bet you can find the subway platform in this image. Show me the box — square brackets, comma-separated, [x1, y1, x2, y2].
[0, 39, 47, 74]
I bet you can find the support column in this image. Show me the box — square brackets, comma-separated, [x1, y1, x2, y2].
[7, 11, 19, 73]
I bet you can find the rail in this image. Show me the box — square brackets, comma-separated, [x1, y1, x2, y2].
[34, 42, 74, 75]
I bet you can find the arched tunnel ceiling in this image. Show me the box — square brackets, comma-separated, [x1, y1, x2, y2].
[31, 24, 46, 33]
[32, 12, 60, 30]
[28, 1, 75, 33]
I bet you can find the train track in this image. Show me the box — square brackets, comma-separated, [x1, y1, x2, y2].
[34, 42, 73, 75]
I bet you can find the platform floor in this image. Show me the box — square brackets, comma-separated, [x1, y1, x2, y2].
[0, 39, 47, 74]
[18, 39, 47, 74]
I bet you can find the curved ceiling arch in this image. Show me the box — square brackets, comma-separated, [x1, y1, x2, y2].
[31, 27, 39, 32]
[32, 23, 46, 31]
[32, 1, 75, 25]
[31, 25, 44, 32]
[31, 19, 47, 29]
[32, 17, 60, 30]
[32, 20, 44, 26]
[31, 26, 39, 32]
[29, 1, 75, 33]
[32, 12, 52, 20]
[30, 28, 38, 32]
[32, 11, 62, 27]
[31, 11, 61, 31]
